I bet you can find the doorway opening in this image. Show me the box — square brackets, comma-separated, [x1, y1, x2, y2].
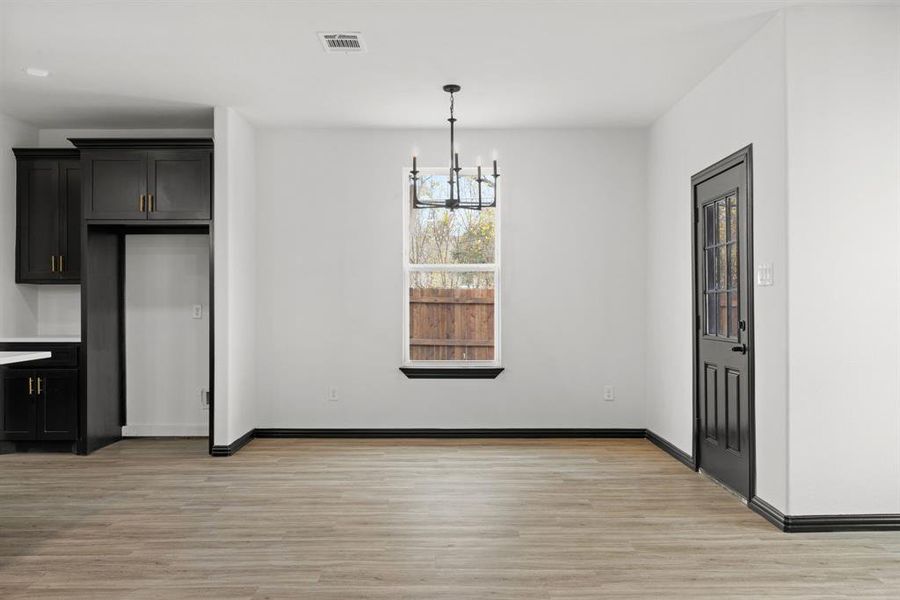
[122, 234, 210, 438]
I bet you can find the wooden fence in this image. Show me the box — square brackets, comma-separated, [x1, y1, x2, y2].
[409, 288, 495, 361]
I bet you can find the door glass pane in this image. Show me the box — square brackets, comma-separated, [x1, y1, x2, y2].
[717, 200, 727, 245]
[706, 293, 717, 335]
[728, 291, 739, 338]
[717, 245, 727, 290]
[705, 204, 716, 248]
[718, 292, 728, 335]
[728, 195, 738, 242]
[728, 243, 738, 290]
[706, 248, 716, 291]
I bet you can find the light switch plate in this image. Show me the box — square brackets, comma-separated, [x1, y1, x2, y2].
[603, 385, 615, 401]
[192, 304, 203, 319]
[756, 263, 774, 286]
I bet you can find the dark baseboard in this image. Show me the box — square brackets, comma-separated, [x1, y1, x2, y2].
[749, 496, 900, 532]
[748, 496, 786, 530]
[84, 435, 121, 455]
[254, 428, 647, 439]
[0, 440, 77, 455]
[210, 428, 255, 456]
[645, 429, 696, 469]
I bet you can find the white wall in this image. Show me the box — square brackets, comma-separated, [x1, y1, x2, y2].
[644, 14, 789, 510]
[785, 5, 900, 515]
[645, 5, 900, 516]
[123, 235, 209, 437]
[36, 288, 80, 336]
[213, 107, 257, 445]
[0, 112, 39, 336]
[253, 128, 647, 429]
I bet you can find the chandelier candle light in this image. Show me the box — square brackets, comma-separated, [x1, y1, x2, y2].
[410, 84, 499, 210]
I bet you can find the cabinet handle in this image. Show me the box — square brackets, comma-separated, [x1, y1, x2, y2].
[148, 193, 154, 212]
[50, 255, 56, 272]
[139, 194, 146, 212]
[28, 376, 33, 396]
[36, 377, 42, 395]
[58, 255, 64, 273]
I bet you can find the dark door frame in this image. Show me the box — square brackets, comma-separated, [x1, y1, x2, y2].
[73, 138, 215, 456]
[78, 223, 214, 455]
[690, 144, 756, 498]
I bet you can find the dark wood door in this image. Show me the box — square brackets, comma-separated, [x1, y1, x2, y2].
[37, 370, 78, 440]
[83, 150, 148, 220]
[693, 148, 753, 499]
[0, 370, 36, 440]
[58, 160, 81, 281]
[147, 150, 211, 220]
[17, 160, 60, 281]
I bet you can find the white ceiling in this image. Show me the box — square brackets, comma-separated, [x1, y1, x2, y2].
[0, 0, 797, 129]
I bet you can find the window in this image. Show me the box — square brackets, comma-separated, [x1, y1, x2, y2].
[703, 192, 739, 339]
[402, 169, 500, 367]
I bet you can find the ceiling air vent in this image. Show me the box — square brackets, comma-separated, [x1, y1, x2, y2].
[318, 32, 366, 54]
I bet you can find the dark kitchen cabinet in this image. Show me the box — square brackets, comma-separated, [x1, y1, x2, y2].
[148, 150, 211, 220]
[82, 150, 148, 220]
[0, 343, 80, 445]
[37, 370, 78, 440]
[13, 149, 81, 283]
[76, 140, 212, 221]
[0, 369, 78, 442]
[0, 371, 35, 440]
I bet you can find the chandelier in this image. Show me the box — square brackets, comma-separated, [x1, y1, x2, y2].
[410, 84, 499, 211]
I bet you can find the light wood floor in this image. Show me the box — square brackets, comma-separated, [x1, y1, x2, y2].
[2, 438, 900, 599]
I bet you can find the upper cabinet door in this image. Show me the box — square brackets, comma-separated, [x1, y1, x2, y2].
[147, 150, 211, 220]
[58, 160, 82, 281]
[17, 159, 61, 282]
[82, 150, 148, 220]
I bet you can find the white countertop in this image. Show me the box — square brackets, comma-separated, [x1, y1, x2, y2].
[0, 351, 52, 365]
[0, 337, 81, 343]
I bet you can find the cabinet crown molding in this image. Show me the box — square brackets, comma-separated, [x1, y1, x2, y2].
[68, 138, 213, 150]
[12, 148, 80, 159]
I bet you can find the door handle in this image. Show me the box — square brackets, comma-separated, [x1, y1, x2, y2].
[28, 376, 33, 396]
[731, 344, 747, 354]
[36, 377, 42, 395]
[50, 255, 56, 272]
[58, 255, 64, 273]
[148, 193, 154, 212]
[140, 194, 146, 212]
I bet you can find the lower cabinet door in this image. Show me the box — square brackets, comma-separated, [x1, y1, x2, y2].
[37, 370, 78, 440]
[0, 370, 36, 440]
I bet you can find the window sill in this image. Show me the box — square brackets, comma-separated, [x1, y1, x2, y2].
[400, 367, 505, 379]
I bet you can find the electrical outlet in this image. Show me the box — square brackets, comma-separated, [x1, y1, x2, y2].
[192, 304, 203, 319]
[603, 385, 615, 401]
[328, 387, 339, 401]
[200, 388, 209, 409]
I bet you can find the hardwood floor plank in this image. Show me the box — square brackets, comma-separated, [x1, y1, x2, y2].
[2, 438, 900, 598]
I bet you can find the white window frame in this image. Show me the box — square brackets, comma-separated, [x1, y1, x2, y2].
[401, 166, 501, 368]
